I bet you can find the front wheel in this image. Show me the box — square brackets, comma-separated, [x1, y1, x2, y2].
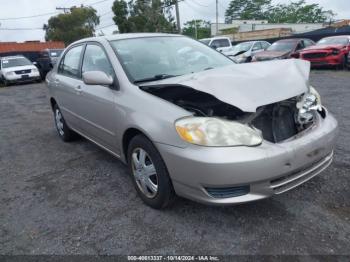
[53, 104, 78, 142]
[127, 135, 176, 209]
[337, 55, 347, 70]
[1, 77, 9, 86]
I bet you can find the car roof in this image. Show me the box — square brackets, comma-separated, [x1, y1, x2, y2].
[81, 33, 182, 43]
[0, 55, 26, 60]
[44, 48, 64, 51]
[320, 35, 350, 39]
[275, 38, 307, 43]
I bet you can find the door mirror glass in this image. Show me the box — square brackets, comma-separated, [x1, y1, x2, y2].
[82, 71, 114, 86]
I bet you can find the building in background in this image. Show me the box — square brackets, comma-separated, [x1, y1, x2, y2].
[210, 20, 268, 36]
[0, 41, 65, 62]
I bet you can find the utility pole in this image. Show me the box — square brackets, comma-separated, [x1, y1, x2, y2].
[56, 7, 71, 14]
[175, 0, 181, 33]
[216, 0, 219, 36]
[194, 20, 198, 39]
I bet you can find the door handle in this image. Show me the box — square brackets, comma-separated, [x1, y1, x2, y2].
[75, 85, 82, 94]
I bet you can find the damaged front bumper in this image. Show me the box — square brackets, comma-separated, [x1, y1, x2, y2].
[156, 110, 338, 205]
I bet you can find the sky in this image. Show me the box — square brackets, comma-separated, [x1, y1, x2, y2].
[0, 0, 349, 42]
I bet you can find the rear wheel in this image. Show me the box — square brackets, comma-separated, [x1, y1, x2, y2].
[53, 104, 78, 142]
[127, 135, 176, 209]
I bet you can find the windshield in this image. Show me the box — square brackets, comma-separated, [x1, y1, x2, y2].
[317, 37, 349, 46]
[267, 41, 295, 52]
[110, 36, 234, 83]
[199, 39, 211, 45]
[50, 50, 63, 57]
[232, 42, 253, 53]
[1, 57, 32, 68]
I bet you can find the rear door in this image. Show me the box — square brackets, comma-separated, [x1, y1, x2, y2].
[251, 42, 263, 55]
[54, 44, 85, 132]
[77, 42, 118, 151]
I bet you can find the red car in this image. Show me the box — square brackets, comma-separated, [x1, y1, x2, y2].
[300, 35, 350, 69]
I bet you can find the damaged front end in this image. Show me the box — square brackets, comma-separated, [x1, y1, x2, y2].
[141, 84, 326, 145]
[251, 89, 325, 143]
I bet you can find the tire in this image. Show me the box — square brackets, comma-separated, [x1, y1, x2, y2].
[53, 104, 78, 142]
[1, 77, 9, 86]
[345, 54, 350, 70]
[127, 135, 176, 209]
[337, 55, 346, 70]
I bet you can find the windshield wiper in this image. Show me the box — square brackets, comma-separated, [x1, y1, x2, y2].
[133, 74, 179, 84]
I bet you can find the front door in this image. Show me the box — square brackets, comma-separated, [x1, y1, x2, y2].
[77, 43, 118, 152]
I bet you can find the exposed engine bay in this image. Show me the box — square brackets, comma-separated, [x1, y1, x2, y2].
[140, 85, 325, 143]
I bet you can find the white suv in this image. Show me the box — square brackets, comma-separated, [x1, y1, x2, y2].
[0, 56, 40, 86]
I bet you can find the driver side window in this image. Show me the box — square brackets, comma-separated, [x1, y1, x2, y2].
[82, 44, 114, 77]
[296, 41, 305, 51]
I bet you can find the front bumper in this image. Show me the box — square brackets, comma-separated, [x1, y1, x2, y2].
[5, 72, 40, 83]
[302, 55, 343, 67]
[156, 111, 338, 205]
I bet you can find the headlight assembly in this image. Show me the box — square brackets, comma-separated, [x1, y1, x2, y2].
[5, 71, 14, 76]
[299, 86, 322, 111]
[332, 49, 340, 55]
[296, 86, 322, 125]
[175, 117, 262, 147]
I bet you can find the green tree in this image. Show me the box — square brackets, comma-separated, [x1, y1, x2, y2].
[182, 20, 210, 39]
[225, 0, 271, 23]
[112, 0, 130, 33]
[225, 0, 335, 24]
[112, 0, 176, 33]
[44, 7, 99, 45]
[266, 0, 336, 23]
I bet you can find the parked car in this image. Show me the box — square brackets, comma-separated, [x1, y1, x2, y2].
[0, 55, 41, 86]
[47, 34, 337, 209]
[35, 48, 64, 79]
[199, 37, 235, 56]
[252, 38, 315, 62]
[299, 35, 350, 69]
[229, 41, 271, 63]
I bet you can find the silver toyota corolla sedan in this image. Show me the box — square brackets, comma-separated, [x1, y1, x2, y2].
[46, 33, 338, 209]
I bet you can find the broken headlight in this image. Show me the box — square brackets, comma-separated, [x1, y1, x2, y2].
[175, 117, 262, 147]
[296, 87, 322, 125]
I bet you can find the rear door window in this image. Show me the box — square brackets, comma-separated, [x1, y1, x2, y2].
[211, 39, 231, 48]
[252, 42, 262, 51]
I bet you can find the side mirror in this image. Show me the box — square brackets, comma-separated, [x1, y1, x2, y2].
[290, 52, 300, 58]
[82, 71, 114, 86]
[33, 62, 38, 65]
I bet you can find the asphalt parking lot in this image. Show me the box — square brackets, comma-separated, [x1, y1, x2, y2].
[0, 70, 349, 256]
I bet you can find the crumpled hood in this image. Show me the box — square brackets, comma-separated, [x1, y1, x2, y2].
[255, 50, 290, 59]
[141, 59, 310, 112]
[302, 44, 345, 51]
